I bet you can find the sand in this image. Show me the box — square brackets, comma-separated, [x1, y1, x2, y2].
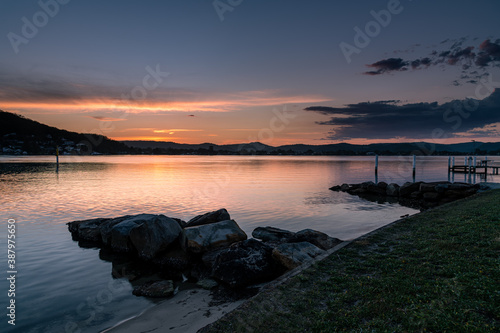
[102, 288, 244, 333]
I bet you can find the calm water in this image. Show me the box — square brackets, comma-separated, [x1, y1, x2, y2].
[0, 155, 496, 333]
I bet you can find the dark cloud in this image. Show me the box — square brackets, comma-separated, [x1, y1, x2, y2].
[304, 89, 500, 140]
[363, 38, 500, 84]
[363, 58, 409, 75]
[88, 116, 126, 121]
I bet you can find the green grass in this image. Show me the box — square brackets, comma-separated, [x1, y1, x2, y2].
[202, 190, 500, 332]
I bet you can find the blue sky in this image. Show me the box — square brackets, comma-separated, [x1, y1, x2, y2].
[1, 0, 499, 144]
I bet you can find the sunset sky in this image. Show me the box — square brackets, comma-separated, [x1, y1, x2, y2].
[1, 0, 499, 145]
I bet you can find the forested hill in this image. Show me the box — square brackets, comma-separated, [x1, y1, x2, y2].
[0, 110, 134, 155]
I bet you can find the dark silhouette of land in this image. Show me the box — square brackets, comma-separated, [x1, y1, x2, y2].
[1, 110, 500, 156]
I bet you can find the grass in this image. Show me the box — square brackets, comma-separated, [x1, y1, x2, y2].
[201, 189, 500, 332]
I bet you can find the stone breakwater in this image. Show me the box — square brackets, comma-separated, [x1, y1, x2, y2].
[330, 181, 489, 210]
[67, 209, 342, 298]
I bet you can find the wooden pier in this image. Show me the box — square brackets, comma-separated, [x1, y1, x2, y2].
[449, 158, 500, 175]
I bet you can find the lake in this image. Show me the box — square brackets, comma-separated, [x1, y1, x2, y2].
[0, 155, 496, 332]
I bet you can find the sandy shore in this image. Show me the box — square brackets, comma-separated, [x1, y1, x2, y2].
[102, 288, 244, 333]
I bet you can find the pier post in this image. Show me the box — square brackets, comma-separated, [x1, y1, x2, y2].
[56, 145, 59, 172]
[412, 155, 416, 182]
[375, 155, 378, 183]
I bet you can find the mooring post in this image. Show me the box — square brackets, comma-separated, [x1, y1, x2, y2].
[412, 155, 416, 182]
[375, 154, 378, 183]
[56, 145, 59, 172]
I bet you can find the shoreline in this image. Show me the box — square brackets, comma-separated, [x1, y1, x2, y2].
[200, 188, 500, 332]
[101, 288, 245, 333]
[102, 184, 500, 332]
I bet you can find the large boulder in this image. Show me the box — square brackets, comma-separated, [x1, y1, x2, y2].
[288, 229, 342, 250]
[132, 280, 175, 298]
[185, 208, 230, 228]
[399, 182, 423, 198]
[100, 215, 134, 245]
[182, 219, 247, 254]
[211, 239, 285, 288]
[67, 218, 109, 242]
[110, 219, 143, 253]
[272, 242, 325, 270]
[129, 215, 183, 260]
[386, 183, 400, 197]
[252, 226, 294, 242]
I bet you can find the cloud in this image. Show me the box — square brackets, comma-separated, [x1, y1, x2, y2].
[88, 116, 127, 121]
[363, 38, 500, 83]
[304, 89, 500, 140]
[0, 70, 330, 114]
[364, 58, 409, 75]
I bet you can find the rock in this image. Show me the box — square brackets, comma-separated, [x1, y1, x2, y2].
[340, 183, 350, 191]
[448, 183, 473, 190]
[386, 183, 400, 196]
[211, 239, 284, 288]
[367, 183, 387, 195]
[410, 191, 422, 199]
[252, 226, 294, 242]
[329, 185, 341, 191]
[419, 183, 437, 193]
[67, 218, 109, 242]
[361, 181, 376, 189]
[182, 220, 247, 254]
[197, 278, 219, 290]
[423, 192, 441, 201]
[288, 229, 342, 250]
[186, 208, 230, 228]
[377, 181, 388, 190]
[272, 242, 325, 270]
[132, 280, 175, 298]
[201, 248, 227, 269]
[399, 182, 422, 198]
[444, 189, 468, 199]
[435, 183, 449, 193]
[100, 215, 135, 245]
[110, 219, 143, 253]
[129, 215, 182, 260]
[172, 217, 187, 229]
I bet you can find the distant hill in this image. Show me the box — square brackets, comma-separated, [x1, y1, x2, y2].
[0, 110, 135, 155]
[123, 140, 500, 156]
[1, 110, 499, 156]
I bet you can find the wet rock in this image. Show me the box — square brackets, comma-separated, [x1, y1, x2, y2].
[252, 226, 294, 242]
[423, 192, 441, 201]
[182, 219, 247, 254]
[399, 182, 423, 198]
[186, 208, 230, 228]
[197, 278, 219, 290]
[419, 183, 437, 193]
[377, 181, 388, 190]
[272, 242, 325, 270]
[288, 229, 342, 250]
[100, 215, 134, 245]
[129, 215, 182, 260]
[386, 183, 400, 196]
[110, 219, 143, 253]
[340, 183, 350, 191]
[132, 280, 175, 298]
[67, 218, 109, 242]
[212, 239, 285, 288]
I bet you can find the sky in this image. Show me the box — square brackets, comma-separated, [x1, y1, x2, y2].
[1, 0, 500, 145]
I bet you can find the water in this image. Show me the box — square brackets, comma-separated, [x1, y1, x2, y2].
[0, 155, 496, 332]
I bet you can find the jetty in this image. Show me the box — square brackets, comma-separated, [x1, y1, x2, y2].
[448, 157, 500, 175]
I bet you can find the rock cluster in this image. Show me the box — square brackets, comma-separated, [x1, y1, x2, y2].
[67, 209, 343, 297]
[330, 181, 482, 209]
